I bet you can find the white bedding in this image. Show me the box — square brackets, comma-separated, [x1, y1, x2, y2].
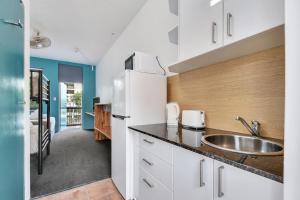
[30, 110, 56, 154]
[30, 117, 56, 135]
[30, 122, 39, 154]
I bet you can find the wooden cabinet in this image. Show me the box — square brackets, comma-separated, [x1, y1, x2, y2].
[179, 0, 223, 60]
[213, 160, 283, 200]
[174, 146, 214, 200]
[179, 0, 284, 60]
[94, 104, 111, 140]
[223, 0, 284, 45]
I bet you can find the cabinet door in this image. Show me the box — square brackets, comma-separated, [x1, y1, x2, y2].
[224, 0, 284, 45]
[214, 161, 283, 200]
[179, 0, 223, 60]
[174, 147, 213, 200]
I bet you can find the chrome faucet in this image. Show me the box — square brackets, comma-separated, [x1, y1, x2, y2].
[235, 116, 261, 137]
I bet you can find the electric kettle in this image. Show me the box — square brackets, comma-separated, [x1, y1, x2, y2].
[166, 103, 180, 126]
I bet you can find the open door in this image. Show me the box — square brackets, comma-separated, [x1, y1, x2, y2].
[0, 0, 25, 199]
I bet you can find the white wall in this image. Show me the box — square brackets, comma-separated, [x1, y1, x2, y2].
[284, 1, 300, 200]
[96, 0, 178, 103]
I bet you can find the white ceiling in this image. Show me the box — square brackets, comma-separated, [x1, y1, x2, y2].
[30, 0, 147, 65]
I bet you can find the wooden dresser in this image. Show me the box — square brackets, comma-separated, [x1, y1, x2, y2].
[94, 104, 111, 140]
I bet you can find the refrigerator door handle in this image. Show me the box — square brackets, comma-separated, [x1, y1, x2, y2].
[112, 114, 130, 120]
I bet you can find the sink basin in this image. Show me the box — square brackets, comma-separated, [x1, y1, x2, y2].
[201, 134, 284, 156]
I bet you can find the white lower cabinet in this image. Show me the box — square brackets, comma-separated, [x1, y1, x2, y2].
[174, 147, 214, 200]
[213, 160, 283, 200]
[139, 134, 173, 164]
[130, 130, 140, 199]
[132, 132, 283, 200]
[134, 133, 173, 200]
[138, 168, 173, 200]
[139, 148, 173, 190]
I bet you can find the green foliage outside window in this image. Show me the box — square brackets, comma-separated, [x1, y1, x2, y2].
[30, 101, 39, 109]
[72, 92, 82, 107]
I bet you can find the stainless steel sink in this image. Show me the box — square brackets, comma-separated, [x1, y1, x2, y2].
[201, 134, 284, 156]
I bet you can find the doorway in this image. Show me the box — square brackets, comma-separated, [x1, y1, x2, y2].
[60, 82, 83, 130]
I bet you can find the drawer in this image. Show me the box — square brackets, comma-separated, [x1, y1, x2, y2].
[139, 134, 173, 164]
[139, 148, 173, 190]
[139, 167, 172, 200]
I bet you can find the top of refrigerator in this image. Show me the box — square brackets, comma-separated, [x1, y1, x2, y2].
[125, 51, 166, 75]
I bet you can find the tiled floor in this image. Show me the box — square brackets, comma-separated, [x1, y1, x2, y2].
[37, 179, 124, 200]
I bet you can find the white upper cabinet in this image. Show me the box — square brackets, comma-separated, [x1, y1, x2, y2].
[179, 0, 223, 60]
[213, 160, 283, 200]
[178, 0, 284, 62]
[223, 0, 284, 45]
[174, 147, 214, 200]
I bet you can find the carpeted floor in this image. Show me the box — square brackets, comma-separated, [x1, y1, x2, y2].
[30, 128, 111, 198]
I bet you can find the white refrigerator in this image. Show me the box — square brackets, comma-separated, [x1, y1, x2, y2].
[112, 70, 166, 199]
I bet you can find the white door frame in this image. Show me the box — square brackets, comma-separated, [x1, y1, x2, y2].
[284, 1, 300, 200]
[23, 0, 30, 199]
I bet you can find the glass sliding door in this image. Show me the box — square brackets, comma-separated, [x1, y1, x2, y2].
[0, 0, 25, 199]
[58, 65, 83, 130]
[60, 82, 83, 129]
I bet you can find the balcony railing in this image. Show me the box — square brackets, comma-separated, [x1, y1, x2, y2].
[61, 107, 82, 126]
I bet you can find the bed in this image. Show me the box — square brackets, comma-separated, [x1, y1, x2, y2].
[30, 68, 51, 175]
[30, 109, 55, 136]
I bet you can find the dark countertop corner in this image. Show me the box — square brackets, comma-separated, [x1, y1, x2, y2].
[128, 123, 283, 183]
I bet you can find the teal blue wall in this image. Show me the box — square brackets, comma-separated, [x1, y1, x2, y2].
[30, 57, 96, 132]
[0, 0, 24, 199]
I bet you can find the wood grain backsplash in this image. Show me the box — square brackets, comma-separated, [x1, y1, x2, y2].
[168, 46, 285, 139]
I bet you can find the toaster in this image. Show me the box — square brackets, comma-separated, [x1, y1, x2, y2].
[182, 110, 205, 129]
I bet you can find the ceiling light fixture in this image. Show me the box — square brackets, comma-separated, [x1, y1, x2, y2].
[30, 32, 51, 49]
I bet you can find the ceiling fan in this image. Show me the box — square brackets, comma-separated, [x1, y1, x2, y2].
[30, 32, 51, 49]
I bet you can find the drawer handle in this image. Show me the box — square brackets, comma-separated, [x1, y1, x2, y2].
[212, 22, 217, 44]
[200, 159, 205, 187]
[227, 13, 233, 37]
[143, 139, 154, 144]
[143, 178, 154, 188]
[142, 158, 154, 166]
[218, 166, 224, 197]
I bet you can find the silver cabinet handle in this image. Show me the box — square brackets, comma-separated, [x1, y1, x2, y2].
[218, 166, 224, 197]
[212, 22, 217, 44]
[200, 159, 205, 187]
[143, 139, 154, 144]
[0, 19, 23, 28]
[143, 178, 154, 188]
[227, 13, 233, 37]
[142, 158, 154, 166]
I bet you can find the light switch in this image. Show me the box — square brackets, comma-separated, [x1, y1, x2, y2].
[53, 97, 56, 101]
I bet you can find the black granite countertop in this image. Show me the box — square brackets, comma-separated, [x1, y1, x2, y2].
[128, 123, 283, 183]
